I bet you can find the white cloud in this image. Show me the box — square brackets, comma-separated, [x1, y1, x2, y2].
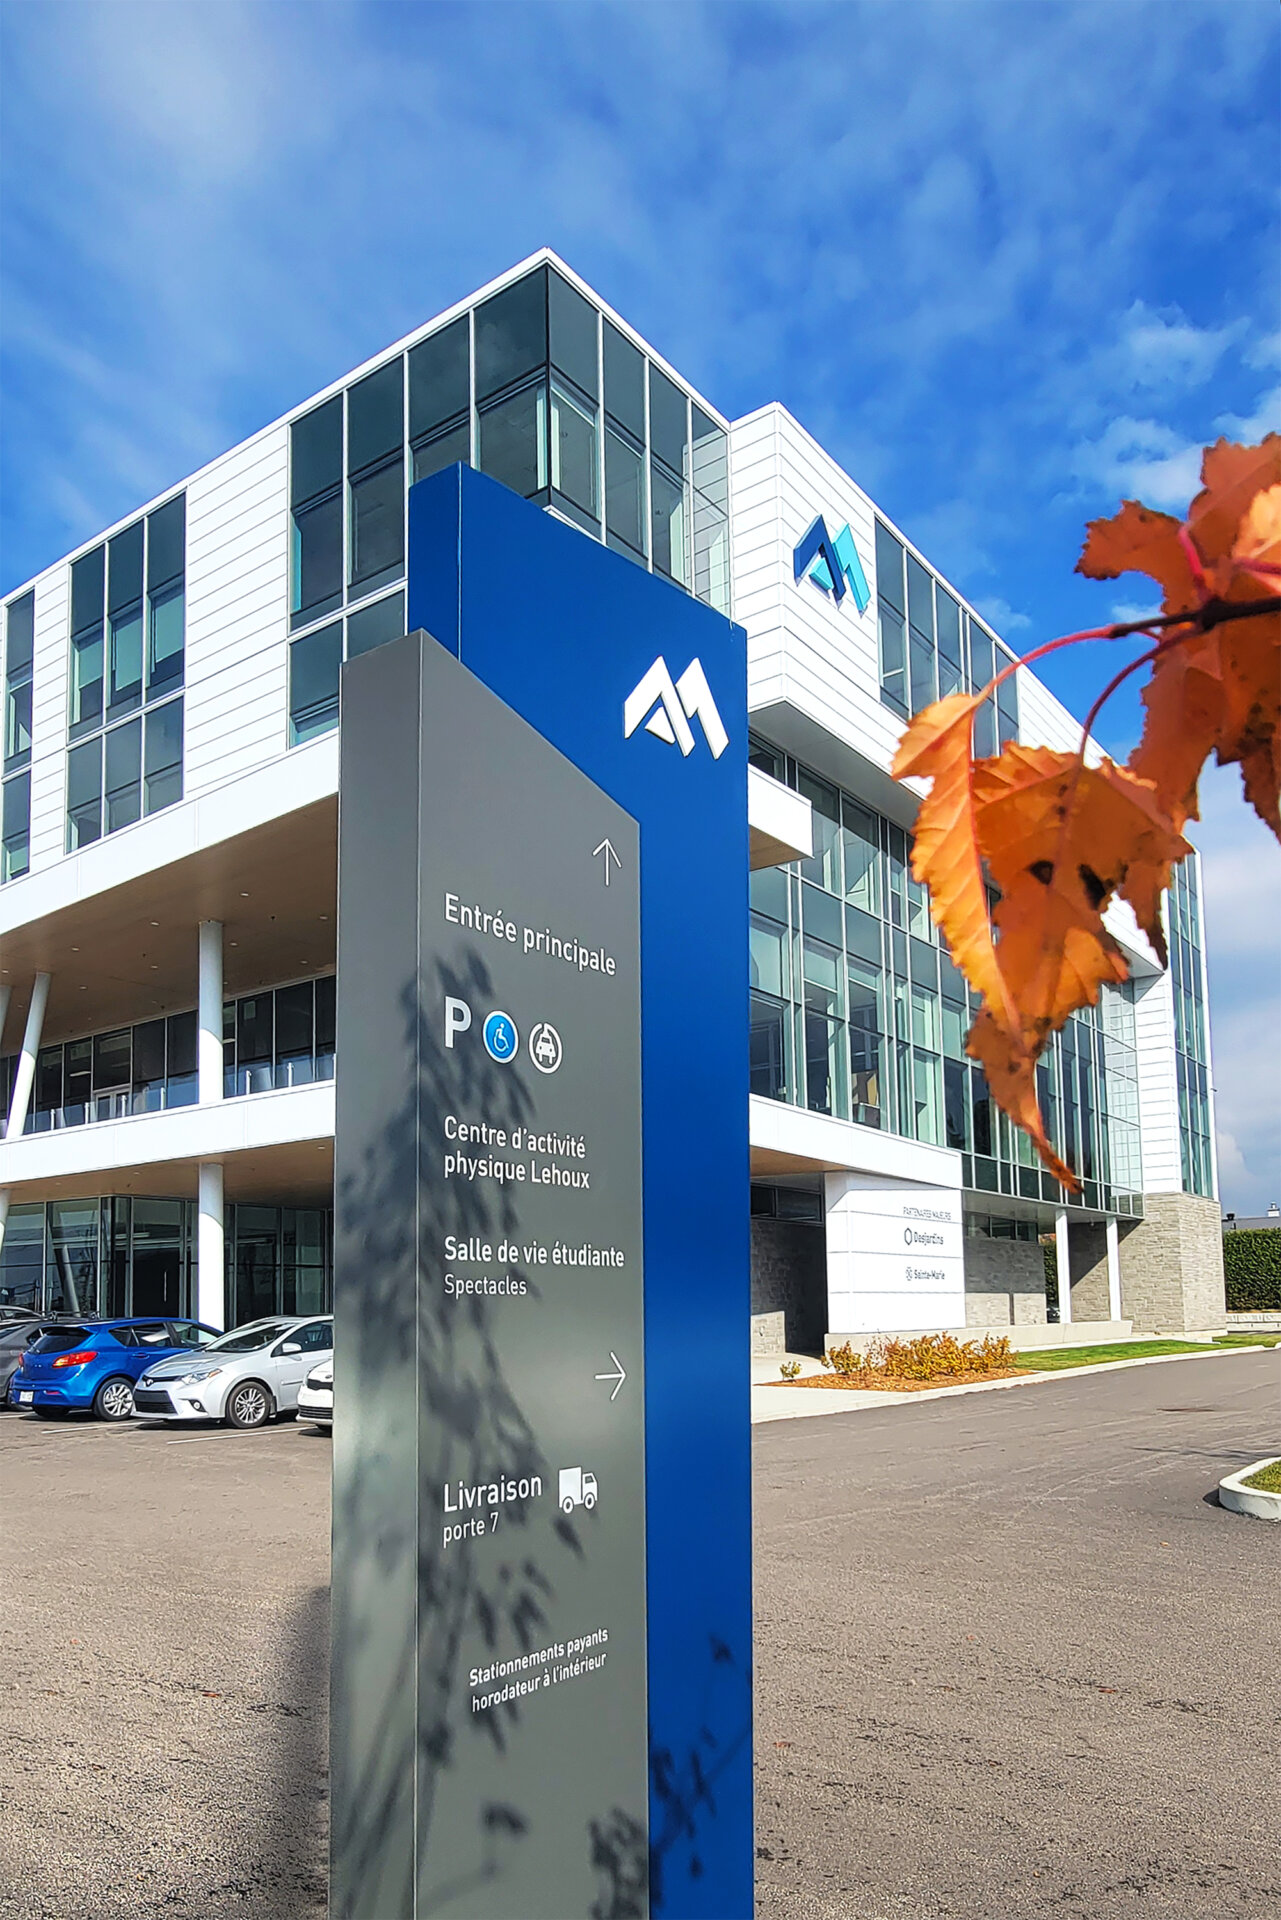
[1070, 416, 1204, 510]
[1114, 302, 1243, 394]
[1214, 383, 1281, 444]
[973, 595, 1031, 635]
[1109, 600, 1163, 625]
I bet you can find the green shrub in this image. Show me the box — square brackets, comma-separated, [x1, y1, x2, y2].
[1223, 1229, 1281, 1311]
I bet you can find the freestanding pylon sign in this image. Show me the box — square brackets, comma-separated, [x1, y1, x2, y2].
[332, 465, 752, 1918]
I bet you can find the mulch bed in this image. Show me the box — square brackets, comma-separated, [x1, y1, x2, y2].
[770, 1367, 1023, 1392]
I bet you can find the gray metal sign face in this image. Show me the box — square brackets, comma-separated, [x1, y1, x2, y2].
[333, 632, 648, 1919]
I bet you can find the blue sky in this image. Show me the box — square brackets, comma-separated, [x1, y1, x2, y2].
[1, 0, 1277, 1208]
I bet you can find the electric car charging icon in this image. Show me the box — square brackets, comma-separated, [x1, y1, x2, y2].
[482, 1012, 519, 1063]
[529, 1022, 563, 1073]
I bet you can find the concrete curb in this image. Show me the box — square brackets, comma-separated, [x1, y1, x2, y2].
[1218, 1458, 1281, 1522]
[750, 1342, 1274, 1425]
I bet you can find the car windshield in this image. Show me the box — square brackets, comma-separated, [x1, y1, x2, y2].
[32, 1327, 100, 1353]
[202, 1321, 293, 1353]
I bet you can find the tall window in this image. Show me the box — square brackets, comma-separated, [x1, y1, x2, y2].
[874, 516, 1019, 747]
[648, 364, 688, 587]
[66, 498, 185, 852]
[291, 398, 343, 629]
[347, 360, 405, 597]
[3, 591, 33, 880]
[409, 316, 470, 483]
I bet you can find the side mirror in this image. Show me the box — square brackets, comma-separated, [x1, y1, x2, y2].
[281, 1341, 301, 1354]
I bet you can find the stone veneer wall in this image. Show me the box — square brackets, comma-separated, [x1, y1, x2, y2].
[750, 1219, 827, 1353]
[1069, 1222, 1111, 1322]
[962, 1238, 1048, 1327]
[1118, 1192, 1227, 1332]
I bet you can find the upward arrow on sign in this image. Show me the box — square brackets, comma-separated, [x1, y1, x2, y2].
[593, 837, 622, 886]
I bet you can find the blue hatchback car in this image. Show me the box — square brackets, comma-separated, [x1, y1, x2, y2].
[11, 1318, 221, 1422]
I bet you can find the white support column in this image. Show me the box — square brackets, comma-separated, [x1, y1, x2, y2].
[0, 1188, 10, 1261]
[198, 920, 224, 1106]
[197, 1162, 225, 1332]
[1105, 1216, 1122, 1322]
[1054, 1208, 1072, 1326]
[6, 971, 51, 1140]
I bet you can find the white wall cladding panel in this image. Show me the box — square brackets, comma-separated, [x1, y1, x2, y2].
[28, 570, 71, 867]
[182, 427, 290, 800]
[730, 402, 1114, 786]
[1133, 966, 1181, 1191]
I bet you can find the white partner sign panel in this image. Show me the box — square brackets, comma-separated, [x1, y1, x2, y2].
[824, 1173, 966, 1334]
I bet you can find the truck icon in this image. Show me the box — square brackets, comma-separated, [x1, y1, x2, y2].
[559, 1466, 598, 1514]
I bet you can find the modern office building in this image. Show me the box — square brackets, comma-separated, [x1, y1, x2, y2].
[0, 251, 1224, 1351]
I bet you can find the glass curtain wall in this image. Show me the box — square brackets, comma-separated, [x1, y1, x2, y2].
[749, 735, 1145, 1216]
[875, 518, 1019, 750]
[287, 265, 729, 746]
[2, 590, 34, 880]
[1168, 857, 1213, 1196]
[66, 495, 186, 851]
[227, 1205, 331, 1327]
[0, 1199, 335, 1325]
[0, 975, 335, 1134]
[0, 1198, 193, 1319]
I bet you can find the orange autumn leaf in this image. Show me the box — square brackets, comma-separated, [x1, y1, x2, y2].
[1127, 631, 1224, 834]
[891, 692, 1017, 1030]
[1189, 435, 1281, 596]
[899, 433, 1277, 1191]
[1233, 480, 1281, 578]
[972, 746, 1189, 975]
[1077, 499, 1198, 610]
[1079, 434, 1281, 835]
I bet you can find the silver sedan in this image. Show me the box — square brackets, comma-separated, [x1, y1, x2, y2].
[134, 1316, 333, 1428]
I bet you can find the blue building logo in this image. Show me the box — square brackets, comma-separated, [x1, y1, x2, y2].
[793, 514, 871, 613]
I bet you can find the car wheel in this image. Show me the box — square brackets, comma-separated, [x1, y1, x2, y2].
[225, 1380, 274, 1429]
[93, 1376, 136, 1422]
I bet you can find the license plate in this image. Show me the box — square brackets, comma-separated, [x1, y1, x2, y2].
[18, 1391, 33, 1404]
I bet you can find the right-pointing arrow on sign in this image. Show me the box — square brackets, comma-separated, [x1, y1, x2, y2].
[594, 1351, 627, 1402]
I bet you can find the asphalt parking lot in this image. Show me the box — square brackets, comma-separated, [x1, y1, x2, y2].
[1, 1348, 1278, 1920]
[754, 1348, 1281, 1920]
[0, 1410, 331, 1920]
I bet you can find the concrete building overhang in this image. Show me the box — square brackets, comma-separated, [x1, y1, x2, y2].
[749, 1094, 962, 1188]
[748, 697, 923, 832]
[0, 1084, 335, 1207]
[0, 742, 339, 1047]
[748, 764, 812, 869]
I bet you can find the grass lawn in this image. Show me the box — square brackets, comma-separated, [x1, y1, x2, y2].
[1244, 1459, 1281, 1493]
[1214, 1333, 1281, 1348]
[1014, 1337, 1275, 1372]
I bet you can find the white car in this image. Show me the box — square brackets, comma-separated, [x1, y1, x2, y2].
[134, 1316, 333, 1429]
[297, 1356, 333, 1430]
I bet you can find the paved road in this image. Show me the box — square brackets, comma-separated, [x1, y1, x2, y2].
[0, 1350, 1276, 1919]
[754, 1348, 1281, 1920]
[0, 1412, 331, 1920]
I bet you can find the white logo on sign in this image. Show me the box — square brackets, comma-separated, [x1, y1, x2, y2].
[623, 657, 728, 760]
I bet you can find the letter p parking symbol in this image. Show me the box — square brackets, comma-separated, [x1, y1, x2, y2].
[444, 997, 472, 1049]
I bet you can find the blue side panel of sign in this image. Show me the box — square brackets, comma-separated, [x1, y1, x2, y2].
[408, 464, 752, 1919]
